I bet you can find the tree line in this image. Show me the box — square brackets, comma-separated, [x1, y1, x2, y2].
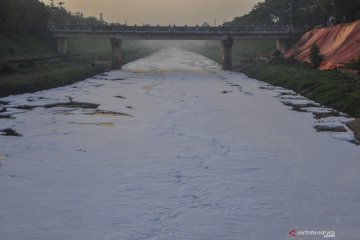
[0, 0, 104, 35]
[2, 0, 360, 35]
[226, 0, 360, 28]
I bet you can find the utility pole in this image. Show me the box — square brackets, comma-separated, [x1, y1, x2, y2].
[289, 0, 293, 30]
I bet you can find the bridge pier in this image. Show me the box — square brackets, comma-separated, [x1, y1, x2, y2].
[111, 38, 123, 69]
[222, 36, 234, 70]
[276, 39, 290, 54]
[57, 37, 68, 56]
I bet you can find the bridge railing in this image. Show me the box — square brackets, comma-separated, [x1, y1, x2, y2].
[50, 24, 304, 34]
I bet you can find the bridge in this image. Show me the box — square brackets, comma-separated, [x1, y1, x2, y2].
[50, 25, 304, 70]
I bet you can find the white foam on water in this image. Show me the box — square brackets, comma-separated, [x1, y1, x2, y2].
[1, 49, 360, 240]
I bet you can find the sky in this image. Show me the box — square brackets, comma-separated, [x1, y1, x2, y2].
[42, 0, 260, 25]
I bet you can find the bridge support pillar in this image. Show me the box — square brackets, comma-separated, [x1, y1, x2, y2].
[276, 39, 290, 54]
[111, 38, 122, 69]
[57, 37, 68, 56]
[222, 36, 234, 70]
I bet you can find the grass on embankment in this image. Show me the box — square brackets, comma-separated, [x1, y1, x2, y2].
[0, 33, 55, 58]
[0, 44, 157, 98]
[67, 38, 111, 54]
[232, 39, 276, 59]
[0, 60, 111, 97]
[0, 33, 160, 97]
[193, 39, 360, 118]
[242, 64, 360, 118]
[191, 39, 276, 64]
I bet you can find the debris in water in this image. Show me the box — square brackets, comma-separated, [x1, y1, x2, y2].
[26, 96, 47, 102]
[115, 96, 127, 99]
[0, 108, 25, 117]
[279, 95, 307, 100]
[97, 122, 115, 127]
[90, 73, 110, 80]
[317, 116, 354, 124]
[83, 110, 133, 117]
[14, 105, 37, 110]
[52, 109, 75, 115]
[312, 111, 340, 119]
[281, 99, 320, 108]
[303, 107, 334, 114]
[292, 106, 308, 112]
[143, 85, 155, 91]
[66, 96, 74, 102]
[92, 84, 104, 88]
[69, 122, 115, 127]
[301, 107, 340, 119]
[222, 91, 232, 94]
[314, 123, 347, 132]
[259, 85, 276, 90]
[275, 89, 297, 96]
[45, 102, 99, 109]
[0, 114, 13, 119]
[0, 128, 22, 137]
[11, 100, 100, 112]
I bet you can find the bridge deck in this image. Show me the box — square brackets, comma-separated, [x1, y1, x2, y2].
[50, 25, 303, 40]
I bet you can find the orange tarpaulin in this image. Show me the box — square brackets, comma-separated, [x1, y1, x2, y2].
[285, 20, 360, 70]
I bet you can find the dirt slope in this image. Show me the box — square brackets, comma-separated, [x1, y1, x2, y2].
[286, 20, 360, 70]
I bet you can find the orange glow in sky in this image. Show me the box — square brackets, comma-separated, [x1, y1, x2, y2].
[42, 0, 259, 25]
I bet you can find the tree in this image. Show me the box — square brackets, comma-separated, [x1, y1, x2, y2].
[0, 0, 49, 34]
[225, 0, 360, 28]
[0, 0, 105, 36]
[310, 42, 324, 68]
[58, 2, 64, 9]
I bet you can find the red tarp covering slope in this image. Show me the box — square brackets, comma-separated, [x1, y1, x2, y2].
[285, 20, 360, 70]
